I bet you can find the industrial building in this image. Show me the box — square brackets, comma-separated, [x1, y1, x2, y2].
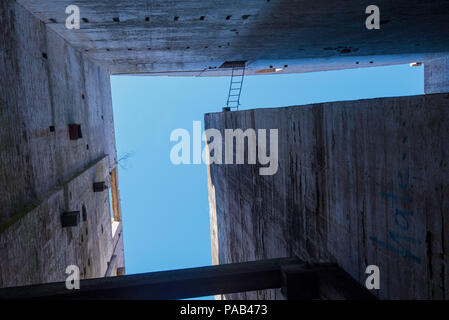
[0, 0, 448, 299]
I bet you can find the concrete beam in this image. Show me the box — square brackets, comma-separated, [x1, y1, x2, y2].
[104, 255, 117, 277]
[16, 0, 449, 74]
[0, 258, 300, 299]
[0, 258, 375, 300]
[281, 263, 376, 300]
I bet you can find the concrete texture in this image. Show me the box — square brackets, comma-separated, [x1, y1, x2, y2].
[425, 57, 449, 94]
[16, 0, 449, 75]
[206, 94, 449, 299]
[2, 0, 448, 298]
[0, 156, 113, 287]
[0, 1, 124, 286]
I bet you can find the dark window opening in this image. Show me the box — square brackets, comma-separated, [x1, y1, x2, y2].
[68, 124, 82, 140]
[82, 205, 87, 221]
[219, 61, 247, 69]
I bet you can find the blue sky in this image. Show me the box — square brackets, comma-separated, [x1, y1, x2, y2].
[110, 64, 423, 282]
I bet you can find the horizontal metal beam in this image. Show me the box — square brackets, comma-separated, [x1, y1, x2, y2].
[281, 263, 377, 300]
[0, 257, 300, 300]
[0, 258, 377, 300]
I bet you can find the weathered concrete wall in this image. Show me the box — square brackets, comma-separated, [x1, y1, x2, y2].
[2, 0, 447, 295]
[0, 157, 113, 287]
[17, 0, 449, 75]
[206, 93, 449, 299]
[0, 1, 116, 223]
[425, 57, 449, 94]
[0, 1, 123, 286]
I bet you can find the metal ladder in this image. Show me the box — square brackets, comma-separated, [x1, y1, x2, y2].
[225, 65, 245, 110]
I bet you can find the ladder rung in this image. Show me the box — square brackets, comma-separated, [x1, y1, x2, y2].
[226, 66, 245, 111]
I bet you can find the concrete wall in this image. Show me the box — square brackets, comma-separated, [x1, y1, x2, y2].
[0, 157, 113, 287]
[206, 94, 449, 299]
[17, 0, 449, 75]
[425, 57, 449, 94]
[2, 0, 448, 295]
[0, 1, 124, 286]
